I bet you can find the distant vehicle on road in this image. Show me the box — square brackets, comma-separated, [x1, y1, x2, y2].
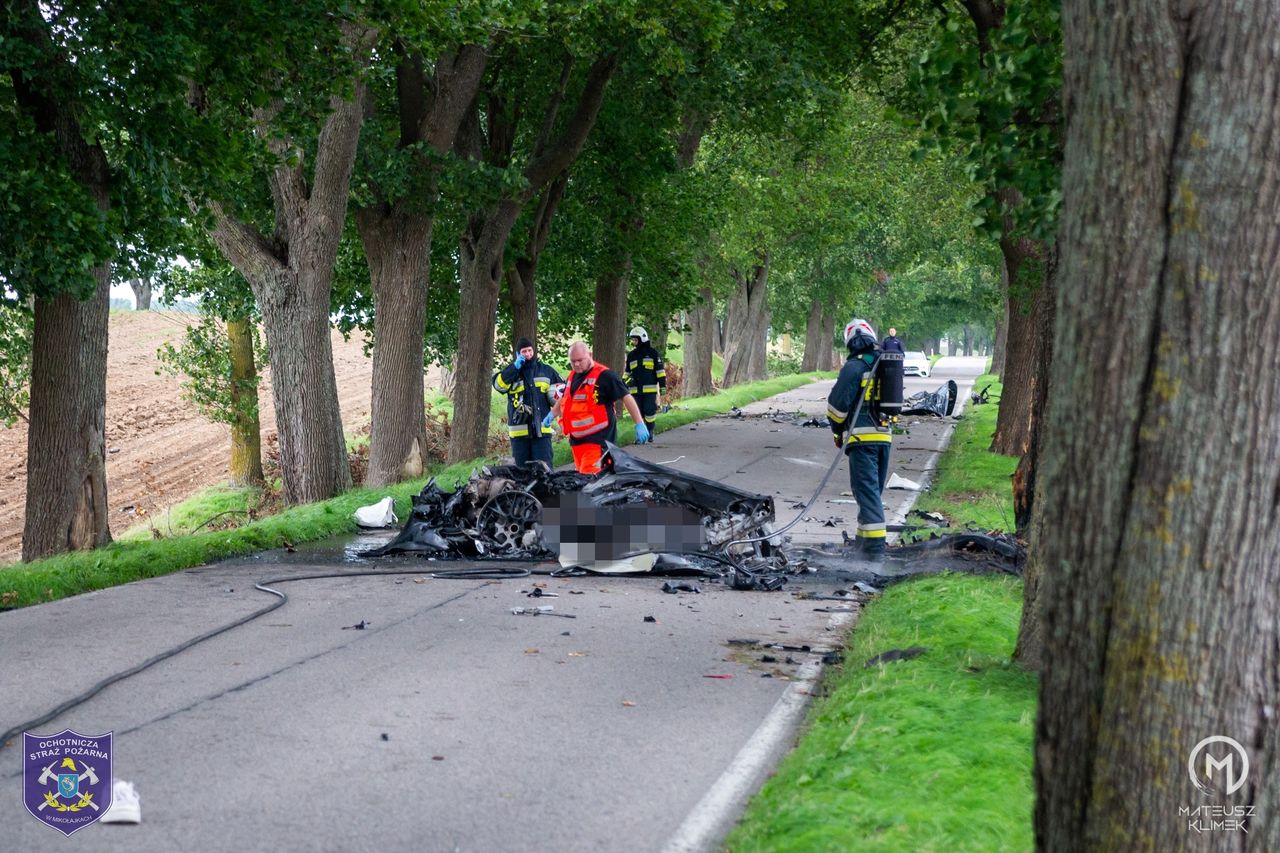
[902, 351, 931, 378]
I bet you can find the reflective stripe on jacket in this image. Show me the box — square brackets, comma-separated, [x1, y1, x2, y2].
[562, 362, 611, 439]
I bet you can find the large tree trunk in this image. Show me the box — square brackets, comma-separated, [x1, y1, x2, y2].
[129, 276, 152, 311]
[592, 252, 632, 375]
[22, 278, 112, 560]
[226, 316, 264, 486]
[209, 84, 366, 504]
[358, 206, 431, 486]
[722, 257, 769, 387]
[682, 287, 716, 397]
[11, 3, 115, 561]
[1035, 3, 1280, 848]
[800, 297, 826, 372]
[356, 45, 486, 487]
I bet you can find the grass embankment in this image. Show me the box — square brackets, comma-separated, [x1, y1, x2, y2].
[727, 575, 1035, 852]
[908, 374, 1018, 535]
[0, 372, 833, 610]
[728, 370, 1035, 852]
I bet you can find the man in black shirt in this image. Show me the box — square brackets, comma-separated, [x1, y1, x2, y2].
[545, 341, 650, 473]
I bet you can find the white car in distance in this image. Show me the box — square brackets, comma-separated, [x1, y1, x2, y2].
[902, 351, 931, 378]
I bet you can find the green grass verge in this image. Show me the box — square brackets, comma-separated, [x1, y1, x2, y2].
[0, 372, 834, 610]
[726, 574, 1036, 852]
[907, 374, 1017, 536]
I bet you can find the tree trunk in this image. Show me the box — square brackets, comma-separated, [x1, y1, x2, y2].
[749, 303, 770, 380]
[1035, 3, 1280, 848]
[722, 257, 769, 386]
[226, 316, 264, 486]
[22, 277, 112, 560]
[447, 52, 618, 463]
[129, 277, 152, 310]
[648, 315, 671, 365]
[990, 227, 1049, 455]
[356, 45, 486, 487]
[1011, 244, 1057, 671]
[592, 253, 632, 376]
[801, 296, 826, 372]
[506, 173, 568, 348]
[447, 203, 521, 463]
[209, 84, 366, 504]
[682, 287, 716, 397]
[358, 206, 431, 486]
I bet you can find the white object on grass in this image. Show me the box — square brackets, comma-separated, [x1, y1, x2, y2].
[354, 496, 399, 528]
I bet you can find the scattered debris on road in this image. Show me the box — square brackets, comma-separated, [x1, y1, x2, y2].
[341, 620, 370, 630]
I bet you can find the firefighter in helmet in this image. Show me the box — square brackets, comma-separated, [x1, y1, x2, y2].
[623, 326, 666, 438]
[491, 336, 563, 467]
[826, 319, 893, 557]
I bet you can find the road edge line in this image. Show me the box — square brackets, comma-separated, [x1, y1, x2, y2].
[661, 611, 855, 853]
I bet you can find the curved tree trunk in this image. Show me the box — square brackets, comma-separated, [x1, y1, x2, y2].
[209, 83, 366, 504]
[359, 207, 431, 486]
[592, 252, 631, 377]
[1036, 3, 1280, 848]
[22, 278, 112, 560]
[682, 287, 716, 398]
[226, 316, 264, 487]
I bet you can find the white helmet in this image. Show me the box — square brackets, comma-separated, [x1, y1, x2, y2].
[628, 326, 648, 343]
[843, 318, 878, 354]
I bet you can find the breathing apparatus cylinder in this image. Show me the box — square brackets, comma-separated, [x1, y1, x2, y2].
[875, 351, 904, 425]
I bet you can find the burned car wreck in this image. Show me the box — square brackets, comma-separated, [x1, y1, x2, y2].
[364, 442, 1023, 590]
[365, 444, 784, 576]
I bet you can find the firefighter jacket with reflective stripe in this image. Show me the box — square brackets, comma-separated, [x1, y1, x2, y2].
[623, 344, 666, 396]
[827, 353, 892, 450]
[492, 359, 563, 438]
[562, 362, 612, 440]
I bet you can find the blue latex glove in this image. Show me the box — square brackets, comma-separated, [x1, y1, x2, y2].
[634, 422, 651, 444]
[514, 354, 527, 369]
[541, 412, 555, 429]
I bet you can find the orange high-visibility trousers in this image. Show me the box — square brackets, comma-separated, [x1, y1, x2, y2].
[571, 442, 604, 474]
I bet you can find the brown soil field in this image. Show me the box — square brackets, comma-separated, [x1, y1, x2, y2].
[0, 310, 384, 564]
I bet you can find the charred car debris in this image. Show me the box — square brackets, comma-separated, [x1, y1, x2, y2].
[364, 443, 1023, 590]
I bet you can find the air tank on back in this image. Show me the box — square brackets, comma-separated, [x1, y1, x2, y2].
[876, 351, 904, 424]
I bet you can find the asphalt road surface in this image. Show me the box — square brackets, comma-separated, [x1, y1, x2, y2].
[0, 357, 985, 853]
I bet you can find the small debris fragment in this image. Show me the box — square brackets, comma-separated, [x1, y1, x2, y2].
[760, 654, 778, 663]
[432, 755, 445, 761]
[342, 620, 369, 630]
[727, 638, 758, 646]
[864, 647, 928, 668]
[622, 700, 637, 707]
[525, 648, 540, 655]
[643, 615, 657, 623]
[661, 581, 701, 594]
[704, 674, 733, 679]
[380, 733, 389, 742]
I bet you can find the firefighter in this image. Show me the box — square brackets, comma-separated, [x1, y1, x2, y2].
[543, 341, 650, 474]
[623, 326, 666, 437]
[826, 319, 892, 557]
[492, 337, 563, 467]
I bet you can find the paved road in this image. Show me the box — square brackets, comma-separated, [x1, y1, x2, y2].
[0, 357, 984, 853]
